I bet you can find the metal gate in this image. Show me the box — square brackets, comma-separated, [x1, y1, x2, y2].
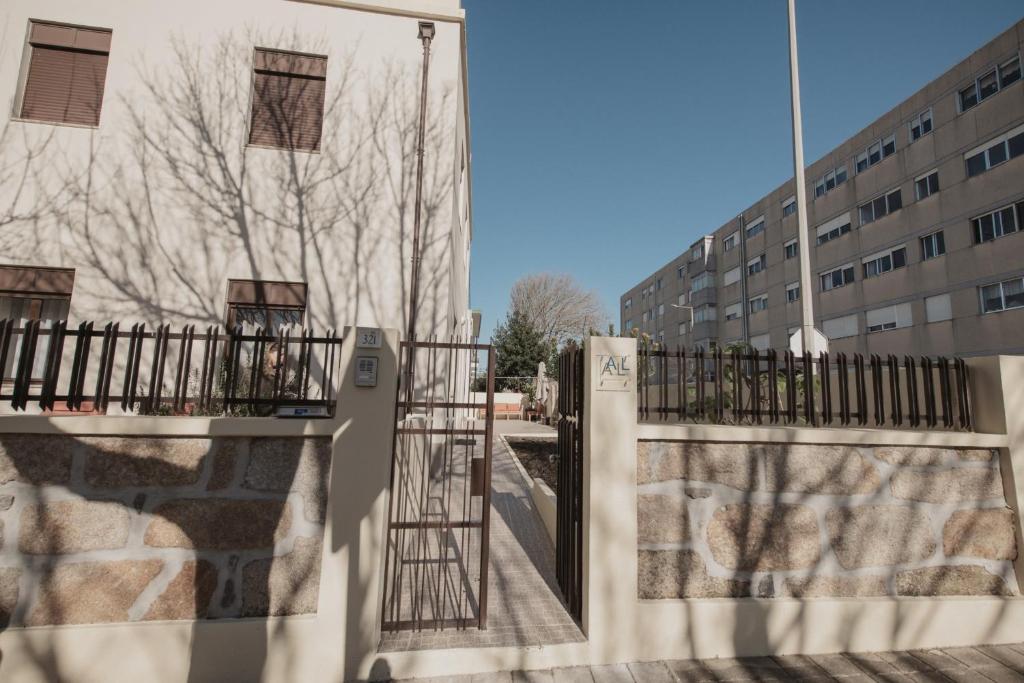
[381, 338, 495, 631]
[556, 344, 584, 622]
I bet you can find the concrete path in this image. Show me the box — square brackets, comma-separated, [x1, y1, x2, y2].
[395, 643, 1024, 681]
[379, 420, 582, 651]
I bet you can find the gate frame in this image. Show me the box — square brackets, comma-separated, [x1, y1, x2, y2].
[556, 343, 584, 622]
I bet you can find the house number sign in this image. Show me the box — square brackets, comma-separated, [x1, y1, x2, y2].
[356, 327, 382, 349]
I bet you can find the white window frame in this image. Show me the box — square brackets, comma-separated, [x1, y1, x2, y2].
[959, 53, 1022, 114]
[724, 302, 743, 321]
[657, 303, 665, 317]
[820, 263, 855, 292]
[785, 281, 800, 303]
[908, 107, 933, 142]
[677, 265, 685, 279]
[964, 122, 1024, 177]
[690, 272, 710, 293]
[784, 238, 798, 259]
[866, 303, 911, 334]
[813, 165, 847, 198]
[748, 295, 768, 314]
[862, 245, 907, 279]
[980, 276, 1024, 314]
[914, 169, 939, 201]
[746, 254, 766, 276]
[723, 231, 738, 252]
[920, 230, 945, 260]
[691, 245, 704, 260]
[971, 201, 1021, 244]
[745, 216, 766, 238]
[815, 212, 852, 245]
[782, 196, 796, 217]
[859, 188, 902, 226]
[624, 297, 632, 309]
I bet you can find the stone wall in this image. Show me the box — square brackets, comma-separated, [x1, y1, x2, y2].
[637, 441, 1020, 599]
[0, 434, 329, 627]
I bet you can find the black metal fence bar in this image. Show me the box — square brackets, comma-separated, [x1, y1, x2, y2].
[0, 320, 342, 416]
[637, 344, 973, 432]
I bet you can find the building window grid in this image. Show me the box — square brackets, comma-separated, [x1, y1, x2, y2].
[959, 54, 1021, 113]
[723, 232, 738, 252]
[859, 188, 902, 226]
[784, 239, 799, 259]
[972, 201, 1022, 244]
[748, 295, 768, 314]
[965, 128, 1024, 177]
[816, 220, 852, 245]
[914, 171, 939, 201]
[856, 134, 896, 173]
[745, 220, 765, 238]
[785, 282, 800, 303]
[814, 165, 848, 198]
[863, 247, 907, 279]
[782, 197, 797, 217]
[747, 254, 766, 276]
[820, 265, 855, 292]
[909, 108, 933, 142]
[920, 231, 946, 260]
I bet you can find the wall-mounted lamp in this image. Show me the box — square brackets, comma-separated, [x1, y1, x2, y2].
[418, 21, 435, 41]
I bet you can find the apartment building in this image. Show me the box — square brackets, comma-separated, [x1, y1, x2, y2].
[621, 19, 1024, 358]
[0, 0, 474, 339]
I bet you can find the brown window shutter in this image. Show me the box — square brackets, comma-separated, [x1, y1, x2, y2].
[21, 22, 111, 127]
[249, 49, 326, 152]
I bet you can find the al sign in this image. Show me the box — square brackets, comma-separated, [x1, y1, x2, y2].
[595, 352, 632, 392]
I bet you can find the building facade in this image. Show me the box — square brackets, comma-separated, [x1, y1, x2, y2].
[0, 0, 474, 339]
[621, 19, 1024, 358]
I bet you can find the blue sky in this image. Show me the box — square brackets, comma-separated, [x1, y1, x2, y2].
[461, 0, 1023, 342]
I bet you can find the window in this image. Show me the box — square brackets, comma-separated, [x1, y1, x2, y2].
[960, 55, 1022, 112]
[980, 276, 1024, 313]
[862, 246, 907, 278]
[925, 294, 952, 323]
[625, 319, 633, 331]
[724, 303, 743, 321]
[225, 279, 307, 332]
[0, 265, 75, 379]
[971, 201, 1022, 244]
[694, 304, 716, 323]
[678, 293, 686, 306]
[678, 322, 687, 336]
[748, 295, 768, 314]
[909, 108, 933, 142]
[856, 136, 895, 173]
[782, 197, 797, 217]
[749, 334, 770, 351]
[249, 49, 327, 152]
[642, 311, 649, 324]
[657, 330, 664, 343]
[866, 303, 912, 333]
[657, 303, 665, 317]
[816, 213, 852, 245]
[822, 313, 858, 340]
[691, 245, 704, 261]
[964, 124, 1024, 177]
[723, 232, 738, 252]
[914, 171, 939, 200]
[820, 264, 855, 292]
[18, 21, 112, 127]
[656, 278, 663, 291]
[690, 272, 711, 293]
[747, 254, 766, 276]
[920, 231, 946, 260]
[677, 266, 685, 279]
[723, 267, 741, 287]
[814, 166, 848, 197]
[624, 297, 632, 309]
[859, 188, 902, 225]
[786, 282, 800, 303]
[745, 218, 765, 238]
[784, 239, 799, 259]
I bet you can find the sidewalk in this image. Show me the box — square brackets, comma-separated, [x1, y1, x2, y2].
[396, 643, 1024, 681]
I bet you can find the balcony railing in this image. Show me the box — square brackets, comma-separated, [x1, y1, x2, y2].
[0, 319, 341, 417]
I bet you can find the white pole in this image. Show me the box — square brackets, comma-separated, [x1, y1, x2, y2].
[787, 0, 815, 353]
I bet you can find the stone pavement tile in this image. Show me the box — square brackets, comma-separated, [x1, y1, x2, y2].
[551, 666, 595, 683]
[769, 655, 832, 681]
[977, 644, 1024, 673]
[626, 661, 675, 683]
[589, 663, 634, 683]
[808, 653, 865, 678]
[877, 650, 945, 675]
[701, 657, 788, 682]
[844, 652, 917, 681]
[942, 646, 1024, 681]
[512, 670, 556, 683]
[471, 673, 513, 683]
[664, 659, 726, 682]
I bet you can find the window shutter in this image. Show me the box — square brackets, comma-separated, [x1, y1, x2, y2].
[249, 50, 326, 152]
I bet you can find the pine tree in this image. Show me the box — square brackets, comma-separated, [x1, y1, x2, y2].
[492, 310, 549, 392]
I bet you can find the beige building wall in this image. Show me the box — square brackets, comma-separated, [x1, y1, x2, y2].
[0, 0, 474, 339]
[622, 19, 1024, 357]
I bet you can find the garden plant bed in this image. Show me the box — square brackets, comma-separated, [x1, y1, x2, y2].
[505, 436, 558, 493]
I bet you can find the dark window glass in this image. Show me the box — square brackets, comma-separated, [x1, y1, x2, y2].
[922, 116, 933, 135]
[979, 70, 999, 100]
[887, 190, 902, 213]
[966, 152, 987, 177]
[974, 214, 995, 243]
[836, 167, 847, 184]
[843, 267, 854, 284]
[960, 84, 978, 110]
[857, 157, 868, 173]
[927, 173, 939, 195]
[893, 248, 907, 269]
[859, 203, 873, 225]
[873, 196, 887, 219]
[1009, 133, 1024, 159]
[1001, 57, 1021, 87]
[882, 138, 896, 156]
[981, 283, 1003, 312]
[868, 144, 881, 165]
[1006, 278, 1024, 309]
[825, 175, 836, 191]
[935, 231, 946, 256]
[911, 122, 921, 140]
[998, 207, 1017, 235]
[988, 141, 1008, 166]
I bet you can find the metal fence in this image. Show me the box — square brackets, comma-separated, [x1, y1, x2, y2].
[0, 319, 341, 416]
[638, 346, 972, 431]
[556, 344, 583, 622]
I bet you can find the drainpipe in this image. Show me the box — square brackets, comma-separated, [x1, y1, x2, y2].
[404, 21, 435, 404]
[737, 212, 750, 347]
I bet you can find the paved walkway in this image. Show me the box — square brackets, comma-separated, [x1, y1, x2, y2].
[379, 420, 583, 651]
[396, 643, 1024, 681]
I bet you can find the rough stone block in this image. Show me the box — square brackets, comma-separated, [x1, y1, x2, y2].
[707, 504, 820, 571]
[895, 565, 1012, 596]
[637, 494, 689, 544]
[637, 549, 750, 599]
[0, 567, 20, 628]
[762, 444, 880, 495]
[637, 441, 758, 490]
[143, 560, 219, 620]
[244, 437, 331, 523]
[82, 437, 208, 488]
[242, 536, 323, 616]
[206, 439, 241, 491]
[890, 467, 1003, 503]
[958, 449, 995, 462]
[827, 505, 936, 569]
[943, 508, 1017, 560]
[0, 494, 13, 510]
[27, 559, 163, 625]
[0, 434, 73, 485]
[145, 499, 291, 550]
[19, 500, 130, 554]
[783, 575, 888, 597]
[874, 447, 953, 466]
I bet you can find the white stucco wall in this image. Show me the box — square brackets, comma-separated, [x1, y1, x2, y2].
[0, 0, 472, 339]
